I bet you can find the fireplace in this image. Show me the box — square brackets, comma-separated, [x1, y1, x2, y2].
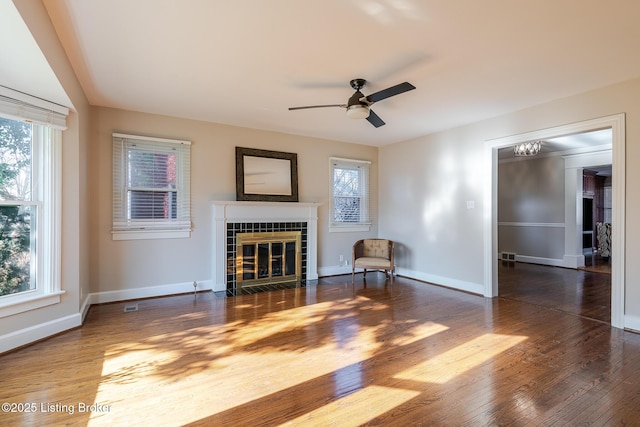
[212, 201, 320, 296]
[226, 222, 307, 294]
[236, 231, 302, 291]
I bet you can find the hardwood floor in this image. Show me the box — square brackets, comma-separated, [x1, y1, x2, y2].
[498, 261, 611, 323]
[581, 252, 613, 275]
[1, 273, 638, 426]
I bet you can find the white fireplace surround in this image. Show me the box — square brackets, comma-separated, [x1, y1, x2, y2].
[211, 201, 321, 292]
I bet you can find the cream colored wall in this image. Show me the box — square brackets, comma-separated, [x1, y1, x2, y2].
[0, 1, 91, 339]
[91, 107, 378, 294]
[379, 77, 640, 324]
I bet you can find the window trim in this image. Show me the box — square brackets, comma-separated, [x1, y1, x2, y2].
[329, 157, 371, 233]
[112, 133, 191, 240]
[0, 291, 65, 318]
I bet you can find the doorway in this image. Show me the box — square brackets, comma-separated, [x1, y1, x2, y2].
[494, 131, 612, 322]
[483, 114, 626, 328]
[582, 166, 612, 274]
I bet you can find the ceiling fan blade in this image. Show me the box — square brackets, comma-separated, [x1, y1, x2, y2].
[366, 109, 385, 128]
[288, 104, 346, 111]
[364, 82, 416, 104]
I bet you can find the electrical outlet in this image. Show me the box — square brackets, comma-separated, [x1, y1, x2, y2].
[339, 254, 344, 262]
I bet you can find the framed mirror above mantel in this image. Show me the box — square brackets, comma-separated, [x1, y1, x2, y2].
[235, 147, 298, 202]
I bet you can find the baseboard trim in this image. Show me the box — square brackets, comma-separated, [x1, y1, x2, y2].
[395, 267, 484, 295]
[0, 313, 82, 354]
[624, 314, 640, 333]
[563, 254, 586, 268]
[88, 280, 213, 305]
[80, 294, 92, 322]
[496, 253, 573, 268]
[516, 255, 566, 267]
[318, 265, 353, 277]
[319, 266, 484, 295]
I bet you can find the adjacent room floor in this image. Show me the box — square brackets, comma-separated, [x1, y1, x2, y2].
[498, 260, 611, 323]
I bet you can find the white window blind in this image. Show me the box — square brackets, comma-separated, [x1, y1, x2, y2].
[0, 86, 68, 130]
[112, 133, 191, 239]
[330, 157, 371, 231]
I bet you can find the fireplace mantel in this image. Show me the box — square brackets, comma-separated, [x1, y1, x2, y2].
[211, 201, 321, 292]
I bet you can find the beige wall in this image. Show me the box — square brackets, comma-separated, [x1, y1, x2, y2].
[379, 77, 640, 325]
[91, 107, 378, 294]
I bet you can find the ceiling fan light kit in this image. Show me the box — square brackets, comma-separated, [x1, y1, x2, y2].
[289, 78, 415, 128]
[346, 104, 370, 119]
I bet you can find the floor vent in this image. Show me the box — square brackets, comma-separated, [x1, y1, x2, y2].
[124, 303, 138, 313]
[501, 252, 516, 262]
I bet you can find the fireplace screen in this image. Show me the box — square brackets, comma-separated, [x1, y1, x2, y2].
[236, 231, 301, 290]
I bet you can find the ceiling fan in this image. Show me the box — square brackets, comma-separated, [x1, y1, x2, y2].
[288, 78, 416, 128]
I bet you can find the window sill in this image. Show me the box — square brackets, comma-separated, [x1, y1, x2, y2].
[329, 224, 371, 233]
[0, 290, 65, 318]
[112, 229, 191, 241]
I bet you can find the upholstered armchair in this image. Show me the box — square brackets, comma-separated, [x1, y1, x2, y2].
[352, 239, 395, 283]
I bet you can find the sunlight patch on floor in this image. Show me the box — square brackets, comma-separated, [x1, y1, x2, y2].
[90, 308, 450, 426]
[229, 297, 374, 347]
[92, 343, 379, 425]
[394, 333, 527, 384]
[100, 349, 181, 381]
[390, 321, 450, 346]
[282, 385, 421, 427]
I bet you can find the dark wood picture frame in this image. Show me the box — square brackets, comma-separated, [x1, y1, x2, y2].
[236, 147, 299, 202]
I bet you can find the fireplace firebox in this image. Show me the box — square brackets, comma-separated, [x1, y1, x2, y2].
[224, 221, 308, 296]
[236, 231, 302, 291]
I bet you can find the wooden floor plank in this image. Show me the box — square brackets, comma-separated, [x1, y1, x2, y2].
[0, 268, 638, 426]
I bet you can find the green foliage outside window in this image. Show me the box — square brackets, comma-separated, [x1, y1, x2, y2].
[0, 117, 33, 297]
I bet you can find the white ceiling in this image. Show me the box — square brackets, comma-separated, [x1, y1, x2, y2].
[8, 1, 640, 146]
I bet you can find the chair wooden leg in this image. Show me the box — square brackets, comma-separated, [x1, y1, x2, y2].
[363, 269, 367, 277]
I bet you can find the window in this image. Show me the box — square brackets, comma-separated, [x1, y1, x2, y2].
[330, 157, 371, 232]
[112, 133, 191, 240]
[0, 87, 66, 315]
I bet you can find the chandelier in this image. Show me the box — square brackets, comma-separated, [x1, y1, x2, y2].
[513, 140, 542, 156]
